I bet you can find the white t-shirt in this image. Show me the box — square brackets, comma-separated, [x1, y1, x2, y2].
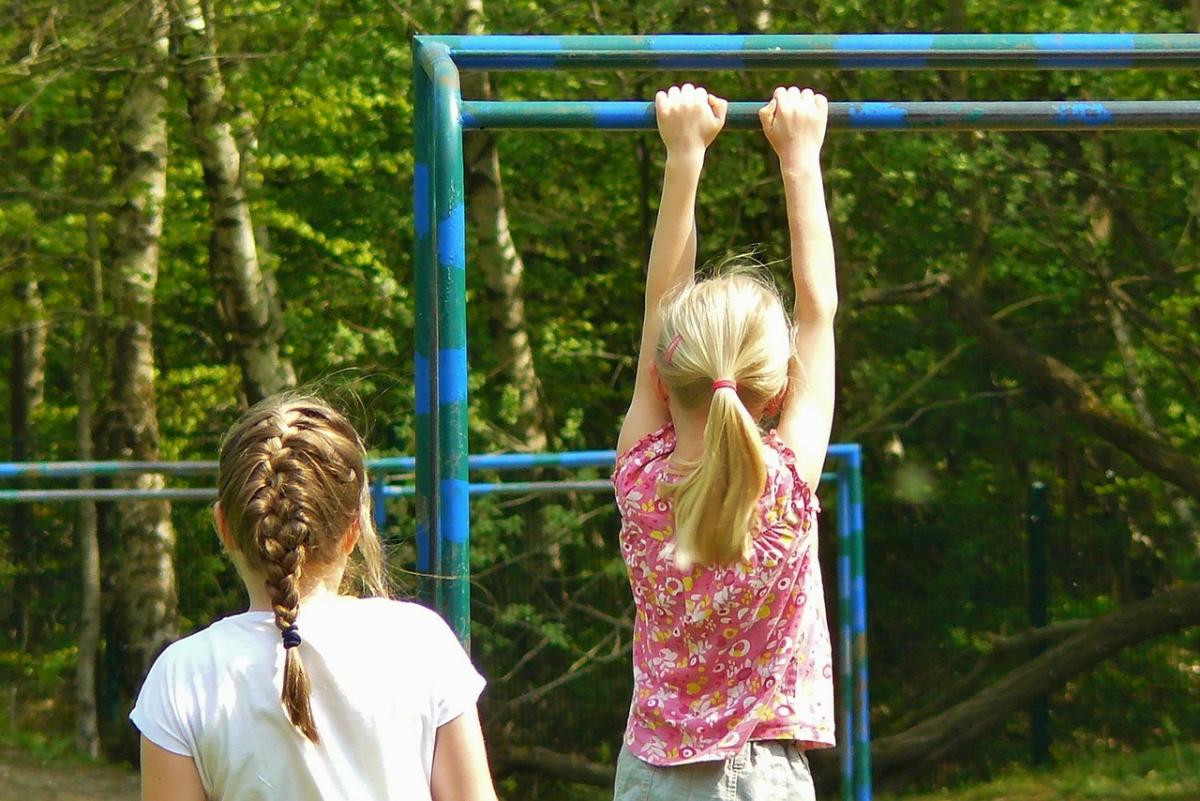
[131, 596, 485, 801]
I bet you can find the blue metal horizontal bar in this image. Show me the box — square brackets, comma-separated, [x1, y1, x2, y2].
[462, 100, 1200, 132]
[1, 446, 859, 485]
[0, 460, 219, 479]
[420, 34, 1200, 71]
[0, 488, 217, 502]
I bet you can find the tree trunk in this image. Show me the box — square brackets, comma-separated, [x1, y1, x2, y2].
[101, 0, 178, 754]
[75, 209, 103, 758]
[940, 279, 1200, 499]
[7, 268, 46, 649]
[815, 581, 1200, 789]
[1086, 191, 1200, 552]
[458, 0, 548, 452]
[169, 0, 295, 404]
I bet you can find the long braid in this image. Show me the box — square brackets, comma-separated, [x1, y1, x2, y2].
[250, 419, 319, 742]
[217, 395, 389, 745]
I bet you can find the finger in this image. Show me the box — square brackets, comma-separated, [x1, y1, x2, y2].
[709, 94, 728, 122]
[800, 87, 814, 100]
[682, 82, 695, 94]
[814, 93, 829, 112]
[758, 97, 777, 130]
[774, 86, 788, 104]
[668, 85, 680, 99]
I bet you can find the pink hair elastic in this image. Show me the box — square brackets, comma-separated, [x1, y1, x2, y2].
[663, 333, 684, 365]
[712, 379, 738, 392]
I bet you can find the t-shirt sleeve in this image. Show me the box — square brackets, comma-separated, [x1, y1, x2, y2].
[129, 644, 194, 757]
[419, 608, 486, 727]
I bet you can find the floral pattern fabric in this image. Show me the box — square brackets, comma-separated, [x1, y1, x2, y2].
[613, 423, 835, 766]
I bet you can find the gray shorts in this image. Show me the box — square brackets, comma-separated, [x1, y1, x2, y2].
[613, 741, 816, 801]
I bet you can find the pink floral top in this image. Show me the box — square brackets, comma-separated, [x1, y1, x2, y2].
[613, 423, 835, 766]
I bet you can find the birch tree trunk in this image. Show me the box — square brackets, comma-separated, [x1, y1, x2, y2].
[101, 0, 178, 746]
[7, 264, 46, 650]
[75, 209, 103, 758]
[458, 0, 548, 452]
[170, 0, 294, 404]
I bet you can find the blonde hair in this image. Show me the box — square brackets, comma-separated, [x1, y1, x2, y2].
[217, 394, 388, 743]
[656, 268, 792, 567]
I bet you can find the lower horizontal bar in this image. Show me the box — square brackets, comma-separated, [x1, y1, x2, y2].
[0, 488, 217, 502]
[462, 100, 1200, 131]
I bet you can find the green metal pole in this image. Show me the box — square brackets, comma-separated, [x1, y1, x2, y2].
[413, 45, 440, 611]
[424, 42, 472, 645]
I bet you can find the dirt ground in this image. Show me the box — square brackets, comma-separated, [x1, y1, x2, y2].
[0, 747, 139, 801]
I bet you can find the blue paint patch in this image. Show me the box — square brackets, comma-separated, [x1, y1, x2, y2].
[436, 204, 466, 270]
[440, 478, 471, 543]
[413, 164, 430, 238]
[1055, 102, 1114, 126]
[1033, 33, 1134, 67]
[848, 102, 908, 129]
[852, 577, 868, 629]
[415, 352, 430, 414]
[460, 35, 564, 52]
[595, 102, 654, 129]
[837, 34, 932, 68]
[459, 109, 478, 129]
[439, 348, 468, 405]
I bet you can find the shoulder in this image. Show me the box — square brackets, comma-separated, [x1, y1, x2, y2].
[613, 422, 675, 493]
[333, 597, 464, 648]
[763, 429, 821, 517]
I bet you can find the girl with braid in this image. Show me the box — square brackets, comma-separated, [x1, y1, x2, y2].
[132, 395, 498, 801]
[612, 85, 837, 799]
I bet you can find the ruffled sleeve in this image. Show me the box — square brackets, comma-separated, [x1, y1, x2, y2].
[612, 423, 676, 501]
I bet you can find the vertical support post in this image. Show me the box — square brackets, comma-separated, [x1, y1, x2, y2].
[427, 43, 472, 645]
[1028, 481, 1051, 766]
[836, 461, 854, 801]
[847, 446, 872, 801]
[412, 45, 440, 611]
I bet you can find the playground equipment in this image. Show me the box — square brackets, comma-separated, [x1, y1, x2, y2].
[411, 32, 1200, 800]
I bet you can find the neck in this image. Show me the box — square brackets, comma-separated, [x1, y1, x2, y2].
[242, 564, 347, 613]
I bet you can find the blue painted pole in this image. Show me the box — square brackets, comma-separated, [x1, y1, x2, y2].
[836, 460, 854, 801]
[462, 100, 1200, 132]
[847, 446, 872, 801]
[413, 44, 439, 611]
[424, 42, 472, 645]
[422, 33, 1200, 71]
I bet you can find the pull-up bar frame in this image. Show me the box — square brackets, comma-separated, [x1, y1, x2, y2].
[412, 32, 1200, 801]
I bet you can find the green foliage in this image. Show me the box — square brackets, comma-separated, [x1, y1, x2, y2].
[2, 0, 1200, 796]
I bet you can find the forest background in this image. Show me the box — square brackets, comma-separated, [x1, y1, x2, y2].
[2, 1, 1200, 799]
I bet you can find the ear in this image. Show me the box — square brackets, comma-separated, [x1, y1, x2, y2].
[213, 502, 238, 553]
[341, 517, 362, 556]
[651, 362, 670, 404]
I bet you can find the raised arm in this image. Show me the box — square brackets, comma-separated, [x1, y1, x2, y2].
[617, 84, 727, 455]
[759, 87, 838, 489]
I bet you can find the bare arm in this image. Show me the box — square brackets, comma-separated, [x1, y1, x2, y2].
[430, 708, 499, 801]
[759, 87, 838, 488]
[141, 737, 206, 801]
[617, 84, 727, 455]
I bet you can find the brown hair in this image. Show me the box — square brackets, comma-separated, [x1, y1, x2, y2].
[656, 268, 792, 567]
[217, 394, 388, 743]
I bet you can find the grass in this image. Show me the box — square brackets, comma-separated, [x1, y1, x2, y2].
[891, 742, 1200, 801]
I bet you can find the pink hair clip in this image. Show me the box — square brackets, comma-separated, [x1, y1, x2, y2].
[663, 333, 684, 365]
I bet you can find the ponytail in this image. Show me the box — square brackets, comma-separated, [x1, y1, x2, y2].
[655, 267, 792, 568]
[662, 384, 767, 567]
